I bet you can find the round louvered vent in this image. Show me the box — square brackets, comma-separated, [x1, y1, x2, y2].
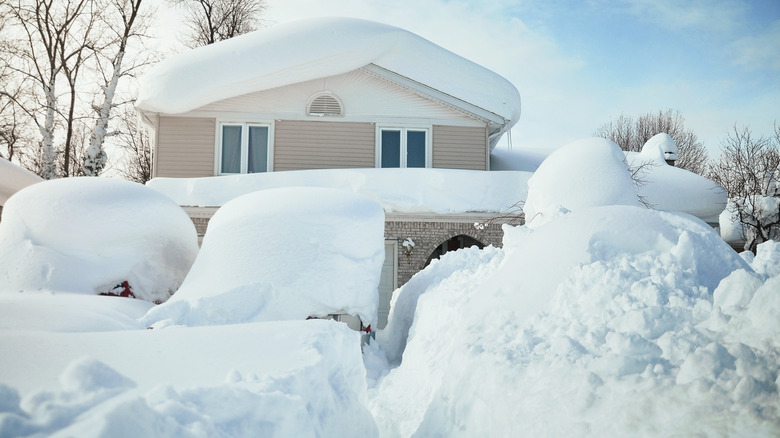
[307, 93, 343, 116]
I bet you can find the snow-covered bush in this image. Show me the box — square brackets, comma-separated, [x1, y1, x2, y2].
[0, 177, 199, 303]
[523, 137, 640, 227]
[144, 187, 385, 327]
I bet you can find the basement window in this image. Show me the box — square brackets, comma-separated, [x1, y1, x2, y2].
[307, 93, 343, 117]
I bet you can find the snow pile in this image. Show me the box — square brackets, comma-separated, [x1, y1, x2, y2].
[136, 17, 521, 130]
[0, 159, 42, 205]
[523, 138, 640, 227]
[144, 187, 385, 327]
[493, 135, 727, 224]
[0, 177, 199, 303]
[369, 205, 779, 437]
[0, 320, 377, 437]
[640, 132, 678, 162]
[147, 168, 532, 214]
[626, 134, 726, 224]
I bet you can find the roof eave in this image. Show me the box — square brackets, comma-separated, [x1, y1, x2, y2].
[361, 64, 508, 128]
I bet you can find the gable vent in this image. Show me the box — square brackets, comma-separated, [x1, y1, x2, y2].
[308, 94, 343, 116]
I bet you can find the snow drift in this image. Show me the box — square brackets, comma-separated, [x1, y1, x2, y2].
[0, 320, 378, 438]
[144, 187, 386, 328]
[0, 177, 199, 303]
[370, 206, 777, 437]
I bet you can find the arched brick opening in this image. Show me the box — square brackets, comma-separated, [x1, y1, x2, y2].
[423, 234, 485, 267]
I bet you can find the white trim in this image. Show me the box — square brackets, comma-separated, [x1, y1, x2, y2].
[215, 120, 275, 175]
[361, 64, 506, 126]
[306, 91, 344, 117]
[375, 125, 432, 168]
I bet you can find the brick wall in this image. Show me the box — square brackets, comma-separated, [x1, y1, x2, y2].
[384, 213, 519, 285]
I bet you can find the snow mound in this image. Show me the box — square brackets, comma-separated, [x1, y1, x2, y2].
[0, 320, 377, 438]
[144, 187, 385, 327]
[368, 205, 776, 437]
[640, 132, 678, 163]
[0, 177, 199, 303]
[523, 138, 640, 227]
[136, 17, 521, 129]
[147, 167, 532, 214]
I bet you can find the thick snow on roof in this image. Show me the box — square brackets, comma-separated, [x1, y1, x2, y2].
[147, 168, 532, 214]
[0, 159, 42, 205]
[136, 17, 521, 126]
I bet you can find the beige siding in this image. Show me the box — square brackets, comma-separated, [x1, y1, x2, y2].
[274, 120, 375, 170]
[432, 125, 487, 170]
[156, 117, 216, 177]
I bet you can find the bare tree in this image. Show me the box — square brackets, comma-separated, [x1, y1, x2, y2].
[708, 124, 780, 253]
[171, 0, 265, 48]
[83, 0, 151, 176]
[595, 109, 710, 175]
[3, 0, 100, 178]
[114, 107, 152, 183]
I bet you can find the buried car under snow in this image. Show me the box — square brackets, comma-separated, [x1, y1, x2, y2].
[143, 187, 386, 332]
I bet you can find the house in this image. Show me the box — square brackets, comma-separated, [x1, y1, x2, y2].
[0, 159, 43, 221]
[136, 17, 524, 328]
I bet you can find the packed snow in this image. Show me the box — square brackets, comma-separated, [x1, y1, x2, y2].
[136, 17, 521, 131]
[1, 140, 778, 436]
[147, 168, 532, 215]
[0, 177, 199, 303]
[144, 187, 385, 328]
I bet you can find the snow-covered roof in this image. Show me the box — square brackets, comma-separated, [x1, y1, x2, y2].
[0, 159, 42, 205]
[136, 17, 521, 129]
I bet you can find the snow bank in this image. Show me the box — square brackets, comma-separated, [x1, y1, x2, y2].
[523, 138, 640, 227]
[147, 168, 531, 214]
[369, 205, 779, 437]
[136, 17, 521, 129]
[0, 177, 199, 303]
[144, 187, 385, 327]
[0, 159, 42, 205]
[0, 294, 154, 332]
[0, 320, 377, 437]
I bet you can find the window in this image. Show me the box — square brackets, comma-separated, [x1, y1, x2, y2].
[378, 128, 429, 168]
[218, 123, 270, 174]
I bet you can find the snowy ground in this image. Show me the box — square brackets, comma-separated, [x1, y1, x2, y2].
[1, 140, 778, 437]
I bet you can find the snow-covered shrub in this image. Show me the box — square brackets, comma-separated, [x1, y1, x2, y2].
[523, 137, 640, 228]
[144, 187, 385, 327]
[0, 177, 199, 303]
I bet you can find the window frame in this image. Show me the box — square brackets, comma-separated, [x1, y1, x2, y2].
[375, 125, 432, 168]
[216, 121, 274, 175]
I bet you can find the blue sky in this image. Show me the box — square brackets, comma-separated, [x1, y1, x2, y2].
[156, 0, 780, 157]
